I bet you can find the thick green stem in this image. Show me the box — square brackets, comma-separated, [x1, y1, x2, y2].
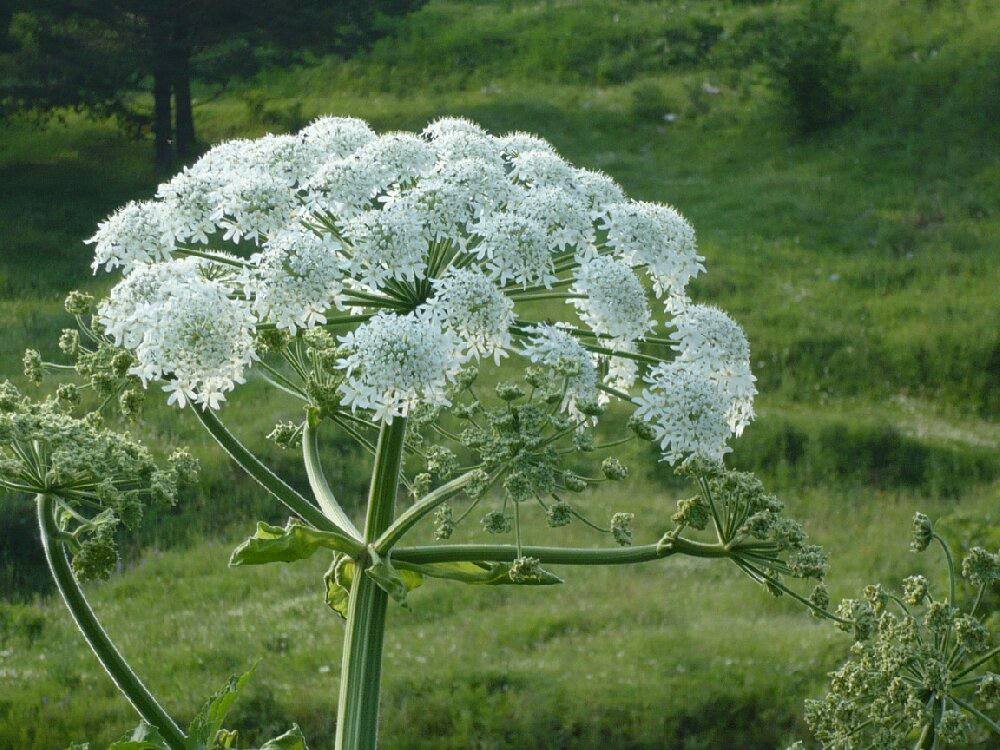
[303, 412, 363, 540]
[392, 536, 729, 566]
[36, 495, 186, 750]
[336, 418, 407, 750]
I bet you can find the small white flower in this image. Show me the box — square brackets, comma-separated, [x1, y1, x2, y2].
[248, 227, 346, 332]
[87, 201, 176, 273]
[422, 116, 487, 140]
[336, 311, 464, 422]
[519, 323, 599, 419]
[635, 361, 734, 464]
[342, 204, 427, 285]
[573, 169, 626, 219]
[510, 186, 594, 251]
[472, 212, 554, 287]
[431, 131, 503, 169]
[603, 201, 703, 304]
[252, 133, 321, 187]
[299, 116, 375, 158]
[572, 255, 652, 342]
[302, 156, 383, 216]
[427, 268, 515, 363]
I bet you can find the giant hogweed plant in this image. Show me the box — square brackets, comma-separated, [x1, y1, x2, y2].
[3, 117, 995, 748]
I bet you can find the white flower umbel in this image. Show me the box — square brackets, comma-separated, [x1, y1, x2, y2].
[427, 268, 515, 363]
[573, 169, 626, 220]
[520, 323, 599, 419]
[431, 131, 504, 169]
[342, 204, 427, 285]
[356, 132, 436, 188]
[510, 186, 594, 251]
[422, 116, 487, 140]
[336, 311, 464, 422]
[670, 304, 757, 435]
[302, 156, 383, 216]
[603, 201, 704, 305]
[252, 133, 322, 187]
[472, 212, 554, 288]
[87, 201, 176, 273]
[572, 255, 652, 343]
[509, 149, 576, 188]
[156, 168, 222, 244]
[635, 361, 734, 464]
[299, 116, 376, 159]
[216, 171, 297, 244]
[248, 228, 345, 332]
[497, 131, 557, 159]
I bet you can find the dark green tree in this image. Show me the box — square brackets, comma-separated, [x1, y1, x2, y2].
[0, 0, 425, 169]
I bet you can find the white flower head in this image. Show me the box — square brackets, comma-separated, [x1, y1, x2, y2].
[431, 131, 503, 169]
[572, 255, 652, 342]
[472, 212, 554, 287]
[342, 203, 427, 285]
[302, 156, 382, 216]
[635, 361, 734, 464]
[670, 304, 756, 435]
[427, 268, 515, 363]
[156, 168, 222, 243]
[216, 171, 297, 244]
[248, 227, 346, 332]
[87, 201, 176, 273]
[336, 311, 465, 422]
[356, 132, 436, 188]
[252, 133, 321, 187]
[603, 201, 704, 304]
[509, 149, 575, 188]
[573, 168, 626, 219]
[520, 323, 599, 419]
[497, 131, 557, 159]
[511, 186, 595, 251]
[422, 116, 487, 140]
[299, 116, 376, 158]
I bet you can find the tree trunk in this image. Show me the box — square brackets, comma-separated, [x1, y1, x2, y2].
[153, 66, 173, 172]
[172, 11, 196, 159]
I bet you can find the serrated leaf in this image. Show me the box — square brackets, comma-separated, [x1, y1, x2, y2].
[230, 520, 357, 567]
[185, 664, 257, 749]
[258, 725, 309, 749]
[397, 560, 563, 586]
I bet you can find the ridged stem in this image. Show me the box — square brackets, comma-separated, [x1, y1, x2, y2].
[36, 494, 186, 750]
[335, 418, 407, 750]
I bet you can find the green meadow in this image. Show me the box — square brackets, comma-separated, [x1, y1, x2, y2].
[0, 1, 997, 747]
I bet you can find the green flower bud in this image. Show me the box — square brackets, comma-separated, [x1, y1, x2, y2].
[410, 472, 431, 500]
[481, 510, 512, 534]
[268, 421, 301, 449]
[464, 469, 490, 498]
[58, 329, 80, 356]
[835, 598, 875, 640]
[119, 388, 145, 420]
[936, 710, 969, 745]
[961, 546, 999, 588]
[789, 545, 829, 580]
[910, 512, 933, 552]
[572, 431, 594, 452]
[546, 500, 572, 528]
[672, 496, 710, 530]
[0, 381, 20, 412]
[72, 525, 119, 582]
[524, 367, 547, 389]
[425, 446, 458, 479]
[22, 349, 43, 385]
[455, 365, 479, 388]
[110, 351, 134, 378]
[953, 615, 990, 653]
[495, 382, 525, 402]
[864, 583, 887, 615]
[509, 556, 541, 583]
[577, 399, 605, 417]
[601, 457, 629, 480]
[923, 601, 953, 635]
[453, 401, 480, 420]
[433, 504, 455, 540]
[611, 512, 634, 547]
[562, 473, 588, 493]
[902, 575, 928, 606]
[64, 290, 94, 316]
[627, 414, 657, 441]
[977, 672, 999, 706]
[56, 384, 81, 410]
[150, 469, 178, 505]
[256, 327, 292, 353]
[168, 448, 200, 485]
[809, 583, 830, 616]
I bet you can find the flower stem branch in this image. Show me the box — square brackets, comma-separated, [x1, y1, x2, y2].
[302, 412, 363, 540]
[36, 494, 187, 750]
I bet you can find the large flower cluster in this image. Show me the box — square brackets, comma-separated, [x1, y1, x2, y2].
[84, 116, 756, 460]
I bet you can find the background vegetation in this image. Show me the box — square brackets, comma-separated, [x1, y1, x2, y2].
[0, 0, 997, 747]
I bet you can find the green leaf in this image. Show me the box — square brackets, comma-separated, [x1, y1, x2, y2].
[229, 520, 357, 567]
[323, 554, 424, 619]
[185, 664, 257, 749]
[365, 551, 423, 606]
[107, 721, 168, 749]
[323, 555, 353, 619]
[397, 560, 562, 586]
[258, 725, 309, 750]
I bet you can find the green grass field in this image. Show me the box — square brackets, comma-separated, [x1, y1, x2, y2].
[0, 1, 997, 747]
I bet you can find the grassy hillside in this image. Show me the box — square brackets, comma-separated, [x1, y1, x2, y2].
[0, 0, 997, 746]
